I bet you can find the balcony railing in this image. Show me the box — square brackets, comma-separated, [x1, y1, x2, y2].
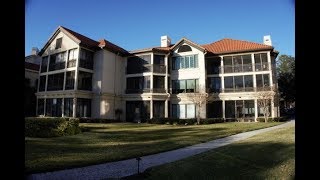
[49, 62, 65, 71]
[125, 88, 166, 94]
[47, 85, 63, 91]
[67, 59, 76, 68]
[126, 64, 166, 74]
[223, 64, 253, 73]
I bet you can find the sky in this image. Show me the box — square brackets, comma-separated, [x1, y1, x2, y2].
[25, 0, 294, 57]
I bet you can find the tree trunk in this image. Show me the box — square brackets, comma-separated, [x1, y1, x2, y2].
[197, 104, 201, 125]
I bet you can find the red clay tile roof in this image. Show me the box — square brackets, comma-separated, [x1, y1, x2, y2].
[25, 62, 40, 71]
[98, 39, 129, 56]
[61, 26, 100, 50]
[202, 38, 273, 55]
[129, 45, 173, 54]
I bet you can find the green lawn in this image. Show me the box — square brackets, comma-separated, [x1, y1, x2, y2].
[25, 122, 283, 174]
[134, 124, 295, 180]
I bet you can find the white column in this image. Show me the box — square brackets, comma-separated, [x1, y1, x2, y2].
[150, 99, 153, 119]
[251, 53, 255, 71]
[72, 97, 77, 118]
[61, 98, 65, 117]
[45, 75, 48, 92]
[150, 54, 154, 93]
[165, 56, 168, 93]
[267, 52, 273, 87]
[222, 100, 225, 120]
[165, 99, 168, 118]
[254, 99, 258, 122]
[271, 97, 275, 118]
[74, 47, 80, 90]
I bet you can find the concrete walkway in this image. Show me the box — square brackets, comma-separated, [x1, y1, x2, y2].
[27, 120, 294, 180]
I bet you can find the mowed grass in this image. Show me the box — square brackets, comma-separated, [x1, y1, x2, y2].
[136, 124, 295, 180]
[25, 122, 283, 174]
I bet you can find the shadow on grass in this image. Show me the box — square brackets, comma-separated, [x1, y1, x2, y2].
[123, 141, 295, 179]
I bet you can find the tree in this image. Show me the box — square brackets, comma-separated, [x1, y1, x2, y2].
[257, 87, 276, 123]
[186, 88, 214, 125]
[276, 55, 295, 108]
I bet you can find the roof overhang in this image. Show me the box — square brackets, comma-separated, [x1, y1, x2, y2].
[170, 38, 206, 53]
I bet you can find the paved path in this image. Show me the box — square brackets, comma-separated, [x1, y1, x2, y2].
[27, 120, 294, 180]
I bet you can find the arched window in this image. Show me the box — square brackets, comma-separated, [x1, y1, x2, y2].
[178, 45, 192, 52]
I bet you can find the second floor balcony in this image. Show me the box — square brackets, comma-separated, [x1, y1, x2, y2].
[126, 64, 166, 74]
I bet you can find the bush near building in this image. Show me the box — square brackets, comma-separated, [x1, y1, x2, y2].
[25, 117, 81, 138]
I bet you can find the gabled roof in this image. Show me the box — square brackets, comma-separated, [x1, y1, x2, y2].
[202, 38, 273, 55]
[171, 38, 206, 52]
[25, 62, 40, 71]
[39, 26, 128, 56]
[98, 39, 129, 56]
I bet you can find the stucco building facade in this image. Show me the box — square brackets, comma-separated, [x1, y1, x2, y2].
[35, 26, 279, 122]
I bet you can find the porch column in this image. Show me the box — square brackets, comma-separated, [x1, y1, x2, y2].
[72, 97, 77, 118]
[165, 99, 168, 118]
[61, 98, 65, 117]
[271, 97, 275, 118]
[254, 99, 258, 122]
[222, 100, 225, 120]
[150, 99, 153, 119]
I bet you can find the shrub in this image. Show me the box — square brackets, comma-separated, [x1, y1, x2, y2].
[79, 118, 120, 123]
[202, 118, 224, 124]
[256, 117, 289, 122]
[147, 118, 196, 125]
[25, 117, 81, 138]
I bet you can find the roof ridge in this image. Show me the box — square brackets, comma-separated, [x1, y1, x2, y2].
[60, 26, 99, 43]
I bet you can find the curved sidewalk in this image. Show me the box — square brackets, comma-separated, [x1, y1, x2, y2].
[27, 120, 294, 180]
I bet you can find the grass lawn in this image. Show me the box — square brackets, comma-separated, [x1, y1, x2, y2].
[25, 122, 283, 174]
[133, 124, 295, 179]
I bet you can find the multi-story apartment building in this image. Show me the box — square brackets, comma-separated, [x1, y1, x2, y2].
[35, 26, 279, 122]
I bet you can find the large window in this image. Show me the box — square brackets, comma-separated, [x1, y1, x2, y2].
[76, 98, 91, 117]
[206, 57, 221, 74]
[256, 74, 270, 90]
[254, 53, 268, 71]
[49, 52, 67, 71]
[153, 55, 166, 73]
[37, 99, 45, 116]
[172, 54, 198, 70]
[79, 49, 93, 69]
[207, 77, 221, 93]
[78, 71, 92, 91]
[55, 38, 62, 49]
[153, 76, 165, 93]
[153, 101, 165, 118]
[68, 48, 78, 68]
[126, 76, 150, 93]
[46, 98, 62, 117]
[224, 75, 254, 92]
[225, 100, 255, 119]
[40, 56, 48, 73]
[126, 101, 150, 122]
[39, 75, 46, 92]
[64, 98, 73, 117]
[207, 101, 222, 118]
[172, 79, 199, 94]
[127, 55, 151, 74]
[65, 71, 75, 90]
[47, 73, 64, 91]
[172, 104, 195, 119]
[223, 54, 252, 73]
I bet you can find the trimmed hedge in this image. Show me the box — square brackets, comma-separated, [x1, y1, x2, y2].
[147, 118, 224, 125]
[79, 118, 121, 123]
[25, 117, 81, 138]
[257, 116, 289, 122]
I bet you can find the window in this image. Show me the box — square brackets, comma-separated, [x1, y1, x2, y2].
[153, 76, 165, 91]
[154, 55, 165, 65]
[234, 76, 244, 91]
[39, 76, 46, 92]
[223, 54, 253, 73]
[40, 56, 48, 72]
[55, 38, 62, 49]
[172, 79, 198, 94]
[224, 76, 234, 92]
[224, 75, 254, 92]
[244, 75, 253, 91]
[46, 98, 62, 117]
[178, 45, 192, 52]
[206, 57, 221, 74]
[126, 76, 150, 93]
[49, 52, 67, 71]
[65, 71, 75, 90]
[225, 101, 235, 118]
[37, 99, 45, 116]
[207, 77, 221, 93]
[258, 99, 271, 117]
[172, 55, 198, 70]
[68, 48, 78, 68]
[207, 101, 222, 118]
[76, 98, 91, 117]
[153, 101, 165, 118]
[79, 49, 93, 69]
[254, 53, 269, 71]
[172, 104, 195, 119]
[256, 74, 270, 90]
[244, 100, 255, 117]
[64, 98, 73, 117]
[127, 55, 152, 74]
[78, 71, 92, 91]
[47, 73, 64, 91]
